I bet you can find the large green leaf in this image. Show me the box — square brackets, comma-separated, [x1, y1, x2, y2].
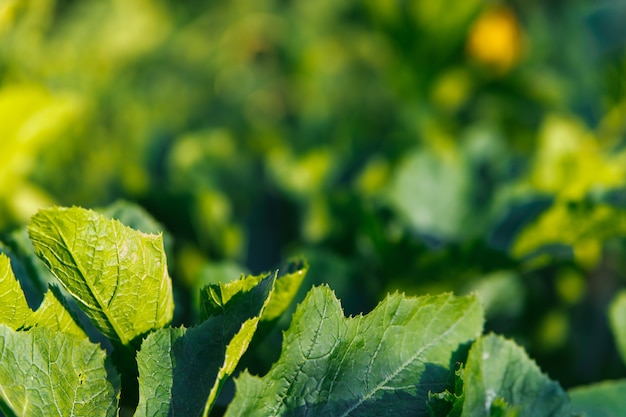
[569, 380, 626, 417]
[28, 206, 174, 345]
[225, 287, 483, 416]
[0, 253, 85, 338]
[135, 272, 276, 417]
[0, 324, 119, 417]
[462, 334, 571, 417]
[608, 290, 626, 365]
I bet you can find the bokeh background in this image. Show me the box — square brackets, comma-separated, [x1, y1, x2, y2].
[2, 0, 626, 392]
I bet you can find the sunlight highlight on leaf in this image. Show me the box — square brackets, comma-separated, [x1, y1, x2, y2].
[0, 325, 119, 416]
[28, 206, 174, 346]
[0, 253, 86, 338]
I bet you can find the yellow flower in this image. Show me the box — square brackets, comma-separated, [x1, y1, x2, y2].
[466, 5, 523, 74]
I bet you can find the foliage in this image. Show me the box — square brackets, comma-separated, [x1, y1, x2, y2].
[0, 206, 306, 415]
[2, 0, 626, 415]
[0, 206, 624, 415]
[226, 290, 482, 416]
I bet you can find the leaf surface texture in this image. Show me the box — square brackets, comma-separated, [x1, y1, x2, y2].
[225, 287, 483, 416]
[462, 334, 570, 417]
[0, 253, 85, 338]
[28, 206, 174, 345]
[0, 325, 119, 416]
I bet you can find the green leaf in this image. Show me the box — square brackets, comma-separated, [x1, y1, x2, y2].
[0, 253, 31, 329]
[98, 199, 173, 254]
[26, 285, 88, 338]
[569, 380, 626, 417]
[134, 327, 184, 417]
[200, 258, 307, 323]
[427, 366, 464, 417]
[225, 287, 483, 416]
[135, 272, 276, 417]
[608, 291, 626, 365]
[0, 324, 119, 417]
[261, 259, 308, 322]
[512, 202, 626, 267]
[28, 206, 174, 346]
[388, 147, 471, 240]
[462, 334, 571, 417]
[0, 227, 57, 301]
[0, 253, 86, 338]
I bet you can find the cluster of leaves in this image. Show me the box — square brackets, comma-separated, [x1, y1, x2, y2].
[2, 205, 626, 416]
[3, 0, 626, 405]
[0, 206, 306, 415]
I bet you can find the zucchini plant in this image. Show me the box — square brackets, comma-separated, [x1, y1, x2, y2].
[0, 206, 624, 416]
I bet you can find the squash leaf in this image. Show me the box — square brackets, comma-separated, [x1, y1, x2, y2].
[462, 334, 571, 417]
[0, 253, 85, 338]
[225, 287, 483, 416]
[28, 206, 174, 346]
[0, 325, 119, 417]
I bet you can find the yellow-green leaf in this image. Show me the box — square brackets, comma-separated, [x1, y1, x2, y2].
[28, 206, 174, 346]
[0, 325, 119, 416]
[0, 253, 85, 338]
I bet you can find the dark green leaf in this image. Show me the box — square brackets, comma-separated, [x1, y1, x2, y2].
[569, 379, 626, 417]
[135, 273, 276, 417]
[608, 291, 626, 366]
[225, 287, 483, 416]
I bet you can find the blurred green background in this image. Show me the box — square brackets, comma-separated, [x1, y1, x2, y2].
[2, 0, 626, 391]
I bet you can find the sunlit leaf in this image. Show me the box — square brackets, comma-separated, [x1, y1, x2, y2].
[200, 259, 307, 323]
[512, 202, 626, 267]
[528, 115, 626, 200]
[0, 253, 85, 338]
[0, 325, 119, 417]
[0, 254, 31, 329]
[28, 206, 174, 345]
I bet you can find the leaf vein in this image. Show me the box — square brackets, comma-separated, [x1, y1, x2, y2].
[338, 296, 473, 417]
